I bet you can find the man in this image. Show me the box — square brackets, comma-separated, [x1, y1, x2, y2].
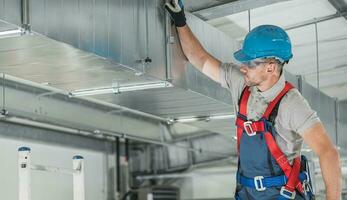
[165, 0, 341, 199]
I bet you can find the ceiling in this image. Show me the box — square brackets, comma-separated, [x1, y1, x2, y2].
[205, 0, 347, 100]
[0, 0, 345, 145]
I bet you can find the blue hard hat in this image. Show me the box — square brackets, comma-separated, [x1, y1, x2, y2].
[234, 25, 293, 63]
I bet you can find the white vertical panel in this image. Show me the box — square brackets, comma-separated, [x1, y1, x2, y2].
[72, 156, 85, 200]
[18, 147, 31, 200]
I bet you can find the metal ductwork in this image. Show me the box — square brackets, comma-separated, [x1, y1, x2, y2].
[0, 0, 237, 140]
[1, 0, 345, 153]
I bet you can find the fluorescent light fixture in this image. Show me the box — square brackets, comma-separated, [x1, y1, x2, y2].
[69, 81, 173, 97]
[120, 81, 172, 92]
[69, 86, 116, 97]
[174, 114, 235, 123]
[0, 29, 22, 38]
[209, 114, 236, 120]
[174, 116, 206, 123]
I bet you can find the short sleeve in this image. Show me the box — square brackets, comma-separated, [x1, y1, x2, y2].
[286, 91, 321, 136]
[219, 63, 245, 103]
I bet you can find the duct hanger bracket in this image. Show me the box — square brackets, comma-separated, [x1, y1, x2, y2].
[135, 57, 152, 76]
[0, 109, 9, 118]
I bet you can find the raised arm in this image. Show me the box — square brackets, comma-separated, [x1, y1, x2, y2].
[165, 0, 222, 83]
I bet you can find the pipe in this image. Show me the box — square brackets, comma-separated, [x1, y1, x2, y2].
[116, 137, 121, 195]
[125, 138, 129, 162]
[314, 22, 320, 90]
[1, 114, 230, 158]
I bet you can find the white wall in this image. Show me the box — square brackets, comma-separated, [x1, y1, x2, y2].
[0, 122, 116, 200]
[169, 166, 237, 200]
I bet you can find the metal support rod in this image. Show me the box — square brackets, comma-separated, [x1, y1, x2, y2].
[116, 137, 121, 196]
[297, 75, 303, 93]
[145, 0, 149, 60]
[120, 138, 130, 197]
[314, 22, 320, 89]
[125, 138, 129, 162]
[2, 73, 5, 113]
[21, 0, 30, 32]
[165, 1, 173, 81]
[248, 9, 251, 32]
[335, 98, 339, 146]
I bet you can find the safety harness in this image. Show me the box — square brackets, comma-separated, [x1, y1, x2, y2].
[235, 82, 310, 199]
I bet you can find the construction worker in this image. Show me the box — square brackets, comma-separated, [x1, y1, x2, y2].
[165, 0, 342, 200]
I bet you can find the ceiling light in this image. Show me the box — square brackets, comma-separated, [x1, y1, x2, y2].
[174, 114, 235, 123]
[69, 81, 173, 97]
[209, 114, 236, 120]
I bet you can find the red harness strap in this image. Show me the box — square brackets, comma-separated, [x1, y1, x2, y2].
[236, 86, 251, 153]
[236, 82, 304, 194]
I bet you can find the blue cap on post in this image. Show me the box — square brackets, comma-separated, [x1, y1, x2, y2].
[73, 155, 84, 160]
[18, 147, 31, 152]
[234, 25, 293, 63]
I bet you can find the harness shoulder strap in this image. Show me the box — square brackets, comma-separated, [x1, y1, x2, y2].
[236, 86, 250, 153]
[239, 86, 250, 116]
[263, 82, 294, 119]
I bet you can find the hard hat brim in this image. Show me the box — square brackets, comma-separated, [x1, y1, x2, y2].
[233, 49, 254, 63]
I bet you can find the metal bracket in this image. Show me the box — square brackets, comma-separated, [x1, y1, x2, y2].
[0, 109, 8, 118]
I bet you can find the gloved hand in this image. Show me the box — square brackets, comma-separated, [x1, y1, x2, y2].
[165, 0, 186, 27]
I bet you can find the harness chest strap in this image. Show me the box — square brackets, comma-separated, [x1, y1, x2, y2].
[236, 82, 293, 153]
[236, 82, 304, 194]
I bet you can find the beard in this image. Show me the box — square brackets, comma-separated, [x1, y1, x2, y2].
[244, 76, 258, 87]
[244, 72, 267, 87]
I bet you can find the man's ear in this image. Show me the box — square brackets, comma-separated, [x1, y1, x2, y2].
[266, 63, 276, 73]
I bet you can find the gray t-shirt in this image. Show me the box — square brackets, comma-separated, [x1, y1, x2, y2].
[220, 63, 320, 161]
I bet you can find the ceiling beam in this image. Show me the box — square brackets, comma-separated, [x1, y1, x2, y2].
[284, 11, 347, 30]
[328, 0, 347, 20]
[192, 0, 290, 21]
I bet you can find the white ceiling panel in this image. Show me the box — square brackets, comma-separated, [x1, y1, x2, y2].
[209, 0, 337, 40]
[208, 0, 347, 100]
[249, 0, 336, 28]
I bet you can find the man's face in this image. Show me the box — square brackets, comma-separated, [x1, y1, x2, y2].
[239, 60, 270, 87]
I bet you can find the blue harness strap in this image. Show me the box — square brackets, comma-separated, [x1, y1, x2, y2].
[237, 172, 309, 191]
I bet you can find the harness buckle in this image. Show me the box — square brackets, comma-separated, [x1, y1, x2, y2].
[302, 172, 311, 195]
[254, 176, 266, 191]
[244, 121, 256, 136]
[280, 186, 296, 199]
[303, 171, 310, 184]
